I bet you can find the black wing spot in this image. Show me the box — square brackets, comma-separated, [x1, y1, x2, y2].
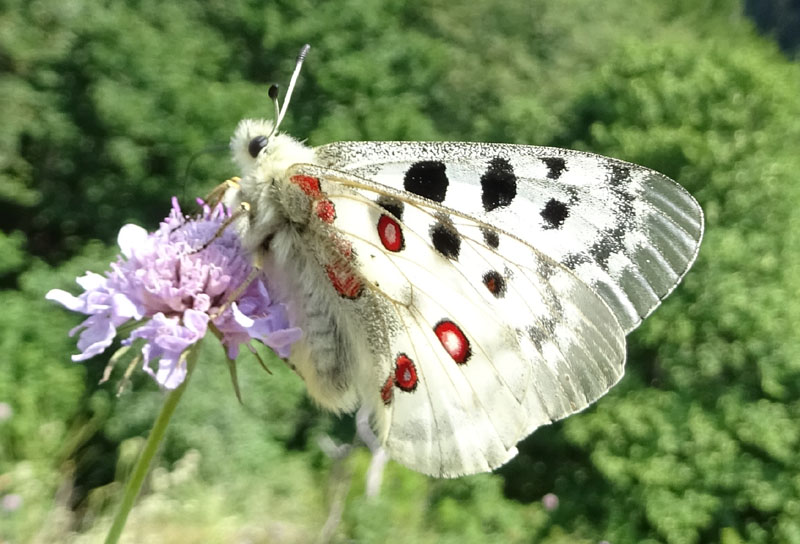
[377, 196, 404, 220]
[482, 270, 507, 298]
[608, 164, 631, 186]
[541, 157, 567, 179]
[480, 157, 517, 212]
[430, 219, 461, 260]
[482, 228, 500, 249]
[404, 161, 449, 203]
[541, 198, 569, 229]
[589, 238, 617, 268]
[562, 252, 592, 270]
[526, 319, 557, 352]
[590, 226, 626, 268]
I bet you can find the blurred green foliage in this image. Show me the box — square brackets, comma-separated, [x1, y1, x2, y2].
[2, 0, 800, 542]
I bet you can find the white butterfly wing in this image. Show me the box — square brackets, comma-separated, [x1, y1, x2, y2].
[287, 163, 625, 477]
[315, 141, 704, 333]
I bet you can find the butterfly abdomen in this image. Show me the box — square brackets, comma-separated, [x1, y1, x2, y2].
[261, 226, 365, 413]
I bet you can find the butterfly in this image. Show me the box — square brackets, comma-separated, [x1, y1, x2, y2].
[222, 45, 704, 477]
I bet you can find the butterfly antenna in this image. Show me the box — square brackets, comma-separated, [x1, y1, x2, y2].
[269, 84, 281, 118]
[274, 44, 310, 131]
[266, 84, 281, 139]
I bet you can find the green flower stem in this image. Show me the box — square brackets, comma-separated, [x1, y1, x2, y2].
[104, 340, 203, 544]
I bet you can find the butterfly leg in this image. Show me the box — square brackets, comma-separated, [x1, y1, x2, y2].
[191, 201, 250, 256]
[356, 405, 388, 497]
[210, 262, 260, 320]
[205, 176, 241, 207]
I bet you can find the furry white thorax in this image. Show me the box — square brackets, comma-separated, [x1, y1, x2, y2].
[227, 118, 366, 414]
[228, 119, 318, 252]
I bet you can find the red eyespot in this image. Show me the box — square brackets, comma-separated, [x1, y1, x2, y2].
[290, 175, 322, 198]
[316, 199, 336, 223]
[381, 375, 394, 405]
[434, 320, 471, 364]
[394, 354, 418, 391]
[377, 214, 404, 252]
[325, 264, 362, 299]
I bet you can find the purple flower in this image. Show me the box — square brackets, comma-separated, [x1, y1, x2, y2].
[46, 198, 302, 389]
[1, 494, 22, 513]
[542, 493, 559, 511]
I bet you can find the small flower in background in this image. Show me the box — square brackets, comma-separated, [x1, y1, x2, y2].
[542, 492, 559, 511]
[46, 198, 302, 389]
[1, 494, 23, 513]
[0, 402, 12, 422]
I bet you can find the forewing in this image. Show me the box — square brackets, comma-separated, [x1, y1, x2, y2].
[288, 163, 626, 477]
[315, 141, 704, 333]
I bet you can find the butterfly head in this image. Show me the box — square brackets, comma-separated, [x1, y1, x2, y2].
[230, 118, 277, 175]
[230, 118, 315, 179]
[227, 116, 316, 251]
[230, 45, 314, 179]
[226, 45, 319, 249]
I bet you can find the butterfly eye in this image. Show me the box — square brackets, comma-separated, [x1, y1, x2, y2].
[248, 135, 269, 158]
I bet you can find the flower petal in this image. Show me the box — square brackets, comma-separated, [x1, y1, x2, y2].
[75, 272, 107, 291]
[111, 293, 142, 321]
[118, 224, 149, 258]
[153, 354, 187, 389]
[72, 315, 116, 361]
[262, 327, 303, 358]
[231, 302, 255, 328]
[183, 309, 210, 336]
[46, 289, 86, 313]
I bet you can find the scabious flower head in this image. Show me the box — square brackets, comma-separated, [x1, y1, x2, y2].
[46, 198, 302, 389]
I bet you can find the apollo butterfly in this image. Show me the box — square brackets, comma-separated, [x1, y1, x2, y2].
[223, 45, 703, 477]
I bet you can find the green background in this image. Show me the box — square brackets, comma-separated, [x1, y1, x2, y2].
[2, 0, 800, 542]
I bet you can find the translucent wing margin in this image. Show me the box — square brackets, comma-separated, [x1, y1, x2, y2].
[315, 141, 704, 333]
[289, 163, 626, 477]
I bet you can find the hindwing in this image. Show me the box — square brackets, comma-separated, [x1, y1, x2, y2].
[286, 163, 626, 477]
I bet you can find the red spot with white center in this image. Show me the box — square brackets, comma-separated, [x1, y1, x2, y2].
[434, 320, 471, 364]
[394, 354, 418, 391]
[377, 214, 404, 252]
[325, 264, 362, 299]
[380, 375, 394, 405]
[290, 175, 322, 198]
[316, 199, 336, 223]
